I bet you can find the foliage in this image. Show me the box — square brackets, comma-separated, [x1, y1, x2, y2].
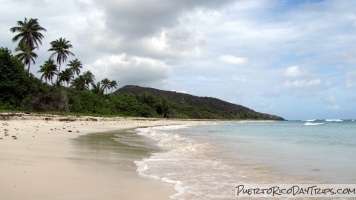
[48, 37, 75, 74]
[82, 70, 95, 89]
[15, 44, 38, 73]
[117, 85, 285, 120]
[58, 68, 73, 86]
[10, 18, 46, 73]
[68, 90, 114, 114]
[155, 98, 170, 118]
[108, 94, 156, 117]
[91, 82, 104, 96]
[29, 86, 70, 112]
[0, 47, 29, 109]
[10, 18, 46, 49]
[67, 58, 82, 77]
[38, 58, 58, 84]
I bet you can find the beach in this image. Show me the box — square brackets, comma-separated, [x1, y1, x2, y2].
[0, 114, 202, 200]
[2, 115, 355, 199]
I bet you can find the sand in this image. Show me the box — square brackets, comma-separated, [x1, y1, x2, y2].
[0, 113, 203, 200]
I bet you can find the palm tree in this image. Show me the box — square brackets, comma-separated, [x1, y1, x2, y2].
[101, 78, 110, 94]
[71, 75, 86, 91]
[10, 18, 46, 49]
[48, 37, 75, 75]
[82, 70, 95, 89]
[109, 80, 118, 93]
[156, 98, 170, 118]
[38, 59, 58, 84]
[15, 44, 38, 73]
[67, 58, 82, 77]
[58, 68, 73, 87]
[91, 82, 104, 96]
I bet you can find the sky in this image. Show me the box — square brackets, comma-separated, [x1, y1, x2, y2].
[1, 0, 356, 120]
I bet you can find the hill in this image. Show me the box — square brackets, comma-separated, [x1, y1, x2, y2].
[115, 85, 284, 120]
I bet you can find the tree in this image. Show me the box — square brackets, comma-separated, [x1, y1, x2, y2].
[101, 78, 110, 94]
[109, 80, 118, 93]
[15, 44, 38, 73]
[91, 82, 104, 96]
[71, 75, 86, 91]
[10, 18, 46, 50]
[38, 59, 58, 84]
[82, 70, 95, 89]
[156, 98, 170, 118]
[139, 92, 157, 107]
[58, 68, 73, 87]
[67, 58, 82, 77]
[48, 37, 75, 76]
[0, 47, 28, 107]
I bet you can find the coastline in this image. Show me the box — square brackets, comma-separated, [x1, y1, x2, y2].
[0, 113, 205, 200]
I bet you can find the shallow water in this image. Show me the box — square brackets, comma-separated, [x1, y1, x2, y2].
[135, 120, 356, 199]
[72, 129, 161, 170]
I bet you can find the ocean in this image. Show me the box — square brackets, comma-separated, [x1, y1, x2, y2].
[134, 120, 356, 199]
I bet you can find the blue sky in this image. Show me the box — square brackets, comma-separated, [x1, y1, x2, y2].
[1, 0, 355, 120]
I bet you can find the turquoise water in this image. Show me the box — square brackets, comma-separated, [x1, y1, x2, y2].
[135, 120, 356, 199]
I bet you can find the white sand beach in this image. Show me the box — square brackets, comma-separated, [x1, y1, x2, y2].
[0, 114, 202, 200]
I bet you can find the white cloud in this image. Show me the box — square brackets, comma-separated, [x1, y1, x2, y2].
[284, 79, 322, 88]
[285, 66, 303, 78]
[282, 65, 328, 95]
[219, 55, 248, 65]
[89, 54, 171, 87]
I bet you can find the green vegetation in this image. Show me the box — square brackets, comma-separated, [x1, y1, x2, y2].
[116, 86, 285, 120]
[0, 18, 284, 120]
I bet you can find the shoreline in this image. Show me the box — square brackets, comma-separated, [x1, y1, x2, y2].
[0, 114, 206, 200]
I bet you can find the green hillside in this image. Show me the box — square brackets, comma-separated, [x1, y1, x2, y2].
[115, 85, 284, 120]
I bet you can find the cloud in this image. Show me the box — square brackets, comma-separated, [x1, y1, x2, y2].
[324, 95, 338, 104]
[281, 65, 329, 95]
[283, 79, 322, 89]
[219, 55, 248, 65]
[346, 71, 356, 88]
[232, 75, 247, 83]
[89, 54, 171, 87]
[326, 105, 340, 110]
[85, 0, 234, 60]
[92, 0, 234, 38]
[285, 66, 303, 78]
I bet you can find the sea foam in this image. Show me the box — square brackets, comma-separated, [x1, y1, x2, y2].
[303, 119, 316, 122]
[135, 125, 239, 199]
[325, 119, 343, 122]
[304, 122, 324, 126]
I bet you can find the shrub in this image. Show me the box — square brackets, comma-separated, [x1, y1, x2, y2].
[108, 94, 156, 117]
[0, 47, 29, 108]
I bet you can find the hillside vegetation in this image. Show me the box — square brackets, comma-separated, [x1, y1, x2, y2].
[115, 85, 284, 120]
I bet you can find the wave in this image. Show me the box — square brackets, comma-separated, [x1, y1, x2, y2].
[303, 119, 316, 122]
[135, 125, 238, 199]
[304, 122, 324, 126]
[325, 119, 343, 122]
